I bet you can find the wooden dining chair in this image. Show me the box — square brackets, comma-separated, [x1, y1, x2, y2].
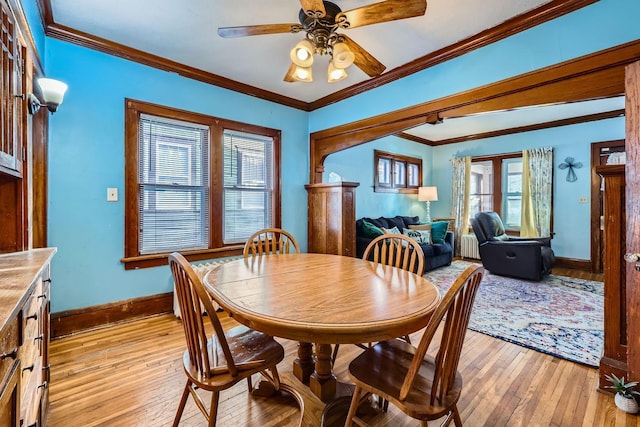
[363, 233, 425, 275]
[243, 227, 300, 257]
[344, 264, 485, 427]
[169, 252, 288, 427]
[331, 234, 425, 365]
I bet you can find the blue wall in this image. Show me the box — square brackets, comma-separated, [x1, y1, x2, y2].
[35, 0, 638, 312]
[323, 136, 433, 220]
[44, 39, 308, 312]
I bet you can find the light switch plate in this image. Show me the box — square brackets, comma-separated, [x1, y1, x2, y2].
[107, 187, 118, 202]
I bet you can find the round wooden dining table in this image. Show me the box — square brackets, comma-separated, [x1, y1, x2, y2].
[203, 252, 441, 405]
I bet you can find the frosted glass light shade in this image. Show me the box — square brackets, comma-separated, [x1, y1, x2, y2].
[327, 61, 347, 82]
[290, 39, 314, 67]
[418, 186, 438, 202]
[292, 65, 313, 82]
[331, 42, 355, 69]
[37, 78, 68, 109]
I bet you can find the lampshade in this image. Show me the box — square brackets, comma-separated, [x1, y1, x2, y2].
[327, 61, 348, 83]
[290, 39, 315, 67]
[418, 186, 438, 202]
[37, 78, 68, 112]
[292, 65, 313, 82]
[331, 42, 355, 69]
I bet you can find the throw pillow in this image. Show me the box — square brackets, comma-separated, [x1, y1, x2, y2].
[361, 220, 384, 238]
[408, 223, 432, 231]
[403, 228, 431, 245]
[366, 217, 388, 229]
[430, 221, 449, 244]
[381, 226, 401, 235]
[382, 226, 407, 247]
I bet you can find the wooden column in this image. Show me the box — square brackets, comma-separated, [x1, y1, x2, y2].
[597, 165, 627, 389]
[625, 60, 640, 382]
[305, 182, 359, 256]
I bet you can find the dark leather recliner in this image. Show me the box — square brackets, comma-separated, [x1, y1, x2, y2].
[470, 211, 555, 281]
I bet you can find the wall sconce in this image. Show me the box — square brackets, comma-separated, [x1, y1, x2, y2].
[418, 186, 438, 223]
[28, 78, 68, 114]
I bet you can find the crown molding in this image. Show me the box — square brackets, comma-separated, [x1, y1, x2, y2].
[44, 22, 312, 111]
[40, 0, 597, 111]
[396, 109, 625, 146]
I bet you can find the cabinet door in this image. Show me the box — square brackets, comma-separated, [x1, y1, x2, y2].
[0, 361, 20, 427]
[0, 2, 24, 176]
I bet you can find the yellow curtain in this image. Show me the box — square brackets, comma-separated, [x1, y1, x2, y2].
[520, 147, 554, 237]
[520, 150, 537, 237]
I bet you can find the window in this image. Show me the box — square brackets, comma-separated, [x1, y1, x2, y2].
[503, 159, 522, 228]
[374, 150, 422, 193]
[223, 131, 274, 243]
[138, 115, 210, 255]
[469, 153, 522, 230]
[124, 100, 281, 269]
[469, 160, 493, 217]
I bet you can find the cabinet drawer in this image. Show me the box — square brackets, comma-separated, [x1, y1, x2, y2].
[0, 317, 19, 385]
[0, 361, 20, 427]
[21, 290, 40, 366]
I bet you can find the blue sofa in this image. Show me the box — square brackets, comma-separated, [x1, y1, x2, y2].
[355, 215, 454, 273]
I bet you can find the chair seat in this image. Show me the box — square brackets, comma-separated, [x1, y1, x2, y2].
[349, 339, 462, 420]
[182, 325, 285, 390]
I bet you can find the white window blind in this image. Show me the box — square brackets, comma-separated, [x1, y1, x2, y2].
[223, 130, 273, 243]
[138, 114, 210, 254]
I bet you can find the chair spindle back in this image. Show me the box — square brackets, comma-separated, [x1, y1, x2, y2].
[169, 252, 238, 378]
[399, 264, 484, 402]
[243, 228, 300, 258]
[363, 234, 425, 275]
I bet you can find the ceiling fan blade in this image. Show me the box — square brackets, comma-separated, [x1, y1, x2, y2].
[284, 63, 297, 82]
[299, 0, 326, 18]
[337, 0, 427, 29]
[341, 35, 386, 77]
[218, 23, 302, 38]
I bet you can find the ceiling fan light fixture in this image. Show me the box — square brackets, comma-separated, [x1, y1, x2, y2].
[331, 42, 355, 69]
[290, 39, 315, 67]
[293, 65, 313, 82]
[327, 61, 348, 83]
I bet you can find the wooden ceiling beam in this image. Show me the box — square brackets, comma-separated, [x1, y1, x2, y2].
[309, 39, 640, 184]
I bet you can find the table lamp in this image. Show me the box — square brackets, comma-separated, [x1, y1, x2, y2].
[418, 186, 438, 223]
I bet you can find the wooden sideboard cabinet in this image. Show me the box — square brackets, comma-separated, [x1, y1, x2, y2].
[305, 182, 359, 256]
[596, 164, 627, 389]
[0, 248, 55, 426]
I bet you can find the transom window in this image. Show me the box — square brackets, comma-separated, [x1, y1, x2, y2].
[124, 100, 281, 269]
[469, 153, 523, 230]
[374, 150, 422, 193]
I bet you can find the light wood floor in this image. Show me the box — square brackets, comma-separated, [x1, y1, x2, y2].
[47, 268, 635, 427]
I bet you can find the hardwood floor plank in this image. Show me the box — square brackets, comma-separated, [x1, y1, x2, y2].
[47, 267, 631, 426]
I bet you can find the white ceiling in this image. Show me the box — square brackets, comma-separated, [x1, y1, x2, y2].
[49, 0, 552, 103]
[405, 96, 626, 142]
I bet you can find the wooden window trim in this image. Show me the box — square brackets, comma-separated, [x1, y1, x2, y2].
[374, 149, 423, 193]
[471, 152, 521, 234]
[122, 99, 281, 269]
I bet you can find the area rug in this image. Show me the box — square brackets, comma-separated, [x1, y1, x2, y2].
[424, 261, 604, 367]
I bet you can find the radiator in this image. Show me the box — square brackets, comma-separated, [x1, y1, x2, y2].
[461, 234, 481, 259]
[173, 257, 242, 318]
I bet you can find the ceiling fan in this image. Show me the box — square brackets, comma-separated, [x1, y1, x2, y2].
[218, 0, 427, 83]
